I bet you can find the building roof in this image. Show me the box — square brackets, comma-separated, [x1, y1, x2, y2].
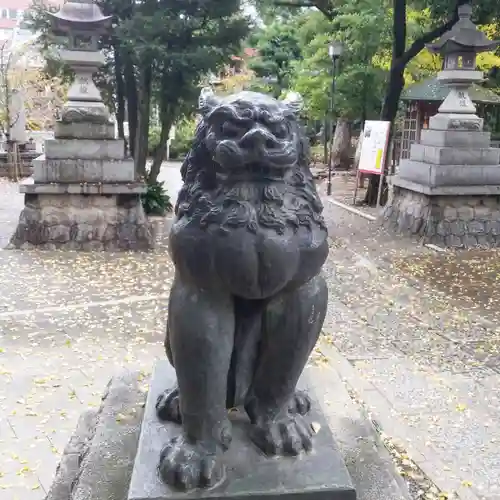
[401, 76, 500, 105]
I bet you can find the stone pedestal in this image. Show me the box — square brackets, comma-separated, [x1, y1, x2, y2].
[128, 361, 356, 500]
[383, 127, 500, 249]
[9, 136, 153, 251]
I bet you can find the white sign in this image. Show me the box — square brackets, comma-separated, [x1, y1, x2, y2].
[358, 120, 391, 175]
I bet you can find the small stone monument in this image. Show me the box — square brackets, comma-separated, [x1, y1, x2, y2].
[383, 4, 500, 248]
[9, 0, 153, 251]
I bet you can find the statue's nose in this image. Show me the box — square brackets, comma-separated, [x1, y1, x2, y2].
[240, 125, 274, 148]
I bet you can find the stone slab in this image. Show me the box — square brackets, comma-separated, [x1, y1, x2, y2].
[55, 122, 116, 140]
[48, 371, 145, 500]
[420, 129, 491, 148]
[410, 144, 500, 166]
[20, 182, 147, 195]
[390, 176, 500, 196]
[45, 139, 125, 160]
[398, 160, 500, 187]
[33, 156, 135, 183]
[128, 361, 356, 500]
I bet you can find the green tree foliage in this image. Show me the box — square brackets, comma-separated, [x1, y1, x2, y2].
[248, 20, 304, 97]
[25, 0, 249, 182]
[291, 2, 389, 122]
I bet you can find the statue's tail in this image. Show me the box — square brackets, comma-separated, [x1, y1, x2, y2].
[227, 297, 266, 408]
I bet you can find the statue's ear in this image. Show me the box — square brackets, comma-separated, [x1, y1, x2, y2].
[282, 91, 304, 115]
[198, 87, 220, 116]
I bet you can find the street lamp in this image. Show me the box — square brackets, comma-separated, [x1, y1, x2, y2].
[326, 40, 343, 196]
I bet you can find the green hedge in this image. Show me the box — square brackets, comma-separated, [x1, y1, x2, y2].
[169, 118, 197, 160]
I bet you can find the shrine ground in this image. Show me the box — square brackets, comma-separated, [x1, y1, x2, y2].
[1, 168, 500, 500]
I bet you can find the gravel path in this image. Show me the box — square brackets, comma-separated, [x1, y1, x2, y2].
[0, 172, 499, 499]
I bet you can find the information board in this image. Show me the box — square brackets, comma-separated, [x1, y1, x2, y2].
[358, 120, 391, 175]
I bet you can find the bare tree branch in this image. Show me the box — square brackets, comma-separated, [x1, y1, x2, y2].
[400, 17, 457, 67]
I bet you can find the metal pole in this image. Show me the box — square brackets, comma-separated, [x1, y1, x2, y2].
[323, 114, 328, 165]
[327, 57, 337, 196]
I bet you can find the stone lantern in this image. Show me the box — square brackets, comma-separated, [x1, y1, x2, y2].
[383, 3, 500, 250]
[48, 0, 113, 137]
[8, 0, 153, 251]
[426, 4, 499, 129]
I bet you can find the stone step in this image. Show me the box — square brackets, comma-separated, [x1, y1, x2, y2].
[55, 122, 115, 140]
[20, 182, 147, 195]
[398, 159, 500, 187]
[420, 129, 491, 148]
[33, 156, 135, 183]
[410, 143, 500, 166]
[45, 138, 125, 160]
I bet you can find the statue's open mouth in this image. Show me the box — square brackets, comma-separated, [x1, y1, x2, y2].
[226, 163, 288, 182]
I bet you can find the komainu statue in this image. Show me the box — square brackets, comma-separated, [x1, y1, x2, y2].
[156, 90, 329, 491]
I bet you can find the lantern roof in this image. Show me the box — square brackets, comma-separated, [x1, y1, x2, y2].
[48, 0, 112, 34]
[427, 4, 499, 55]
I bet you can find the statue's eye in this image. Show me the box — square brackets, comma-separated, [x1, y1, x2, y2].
[273, 124, 288, 139]
[222, 122, 240, 138]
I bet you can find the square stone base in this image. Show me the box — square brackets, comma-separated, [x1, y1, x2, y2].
[9, 191, 155, 251]
[128, 361, 356, 500]
[382, 183, 500, 248]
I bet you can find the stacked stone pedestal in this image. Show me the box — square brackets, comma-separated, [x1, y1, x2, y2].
[383, 119, 500, 248]
[9, 132, 153, 251]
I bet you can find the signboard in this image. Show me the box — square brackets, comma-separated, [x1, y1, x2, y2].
[358, 120, 391, 175]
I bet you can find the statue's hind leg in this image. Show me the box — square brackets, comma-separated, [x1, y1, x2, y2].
[158, 276, 235, 491]
[157, 315, 311, 424]
[245, 274, 327, 456]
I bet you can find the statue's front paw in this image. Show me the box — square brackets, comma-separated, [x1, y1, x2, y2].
[159, 435, 225, 491]
[250, 413, 313, 456]
[156, 388, 181, 423]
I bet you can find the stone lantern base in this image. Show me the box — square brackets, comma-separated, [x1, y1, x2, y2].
[9, 184, 153, 251]
[383, 180, 500, 248]
[8, 135, 155, 251]
[382, 125, 500, 249]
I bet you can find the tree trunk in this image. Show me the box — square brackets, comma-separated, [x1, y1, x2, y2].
[330, 118, 351, 170]
[134, 64, 152, 179]
[114, 46, 126, 146]
[148, 112, 173, 184]
[123, 51, 138, 159]
[364, 66, 404, 206]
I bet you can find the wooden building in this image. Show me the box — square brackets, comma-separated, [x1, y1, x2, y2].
[399, 76, 500, 162]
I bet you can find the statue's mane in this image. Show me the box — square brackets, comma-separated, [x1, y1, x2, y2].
[175, 115, 326, 235]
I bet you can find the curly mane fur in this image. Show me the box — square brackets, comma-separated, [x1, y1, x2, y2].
[175, 105, 326, 235]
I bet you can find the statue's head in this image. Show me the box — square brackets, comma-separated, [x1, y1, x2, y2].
[197, 89, 305, 179]
[176, 89, 324, 234]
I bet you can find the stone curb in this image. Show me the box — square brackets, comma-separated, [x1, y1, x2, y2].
[321, 341, 481, 500]
[46, 370, 145, 500]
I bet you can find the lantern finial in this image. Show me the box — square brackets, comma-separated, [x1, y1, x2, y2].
[458, 4, 472, 19]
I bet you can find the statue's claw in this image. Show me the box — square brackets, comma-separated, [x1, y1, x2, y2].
[156, 388, 182, 424]
[159, 435, 225, 491]
[288, 390, 311, 416]
[250, 413, 313, 456]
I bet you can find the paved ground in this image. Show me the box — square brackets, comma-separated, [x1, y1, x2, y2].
[0, 167, 499, 499]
